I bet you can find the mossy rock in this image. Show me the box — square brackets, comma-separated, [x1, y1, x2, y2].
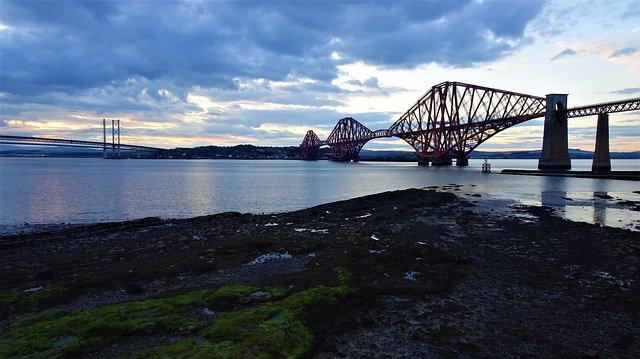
[0, 288, 20, 304]
[0, 268, 353, 358]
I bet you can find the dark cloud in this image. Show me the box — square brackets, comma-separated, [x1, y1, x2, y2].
[1, 1, 544, 97]
[609, 47, 637, 58]
[551, 48, 578, 60]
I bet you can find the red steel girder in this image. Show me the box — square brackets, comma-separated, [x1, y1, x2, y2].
[388, 81, 546, 161]
[564, 97, 640, 118]
[299, 82, 639, 164]
[300, 130, 324, 159]
[326, 117, 374, 161]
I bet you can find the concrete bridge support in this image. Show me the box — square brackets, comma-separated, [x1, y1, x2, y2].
[538, 94, 571, 170]
[591, 113, 611, 173]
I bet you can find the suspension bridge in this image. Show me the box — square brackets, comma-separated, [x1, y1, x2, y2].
[0, 119, 167, 159]
[300, 81, 640, 172]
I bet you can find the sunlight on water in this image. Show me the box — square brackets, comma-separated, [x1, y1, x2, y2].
[1, 158, 638, 234]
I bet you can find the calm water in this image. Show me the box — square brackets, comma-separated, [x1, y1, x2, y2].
[1, 157, 639, 233]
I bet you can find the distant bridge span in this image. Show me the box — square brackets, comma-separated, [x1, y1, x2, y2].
[0, 135, 165, 152]
[0, 119, 167, 158]
[301, 81, 639, 169]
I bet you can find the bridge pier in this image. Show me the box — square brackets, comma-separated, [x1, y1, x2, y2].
[591, 113, 611, 173]
[456, 157, 469, 166]
[431, 155, 452, 166]
[538, 94, 571, 171]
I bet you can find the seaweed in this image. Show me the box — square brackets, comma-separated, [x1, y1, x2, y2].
[0, 268, 352, 358]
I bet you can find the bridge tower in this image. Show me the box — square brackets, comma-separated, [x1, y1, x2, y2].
[103, 119, 122, 159]
[592, 113, 611, 172]
[538, 94, 571, 170]
[300, 130, 323, 160]
[103, 119, 107, 159]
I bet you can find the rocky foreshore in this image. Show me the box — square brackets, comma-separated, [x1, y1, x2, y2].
[1, 187, 638, 358]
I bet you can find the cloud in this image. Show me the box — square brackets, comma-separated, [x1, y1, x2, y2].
[3, 0, 636, 151]
[609, 46, 638, 57]
[550, 48, 578, 60]
[0, 1, 544, 97]
[610, 87, 640, 95]
[620, 1, 640, 19]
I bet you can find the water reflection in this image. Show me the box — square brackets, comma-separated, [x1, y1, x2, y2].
[592, 192, 607, 226]
[1, 158, 639, 233]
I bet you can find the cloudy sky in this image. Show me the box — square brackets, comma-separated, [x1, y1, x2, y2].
[1, 0, 638, 152]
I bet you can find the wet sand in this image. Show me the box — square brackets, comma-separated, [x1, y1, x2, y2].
[1, 187, 638, 357]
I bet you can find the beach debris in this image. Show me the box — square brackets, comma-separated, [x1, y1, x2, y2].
[356, 213, 372, 219]
[371, 234, 380, 241]
[249, 290, 271, 300]
[246, 252, 292, 265]
[593, 271, 614, 279]
[24, 286, 43, 293]
[369, 249, 385, 254]
[294, 228, 329, 234]
[202, 307, 216, 315]
[404, 271, 420, 281]
[264, 223, 279, 227]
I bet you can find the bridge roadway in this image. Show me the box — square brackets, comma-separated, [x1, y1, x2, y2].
[0, 135, 166, 152]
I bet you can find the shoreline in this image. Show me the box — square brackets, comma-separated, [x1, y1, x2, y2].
[1, 188, 638, 357]
[502, 168, 640, 181]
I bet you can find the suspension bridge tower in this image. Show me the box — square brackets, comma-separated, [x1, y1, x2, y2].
[102, 119, 121, 159]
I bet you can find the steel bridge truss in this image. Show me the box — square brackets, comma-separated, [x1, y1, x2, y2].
[301, 81, 548, 163]
[563, 97, 640, 118]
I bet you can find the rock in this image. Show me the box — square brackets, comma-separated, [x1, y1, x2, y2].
[249, 290, 272, 300]
[585, 348, 598, 358]
[35, 267, 54, 281]
[124, 281, 144, 294]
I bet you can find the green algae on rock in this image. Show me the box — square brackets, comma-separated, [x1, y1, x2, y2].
[0, 269, 352, 358]
[133, 268, 352, 358]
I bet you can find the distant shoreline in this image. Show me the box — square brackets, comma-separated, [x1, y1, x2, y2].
[1, 144, 638, 160]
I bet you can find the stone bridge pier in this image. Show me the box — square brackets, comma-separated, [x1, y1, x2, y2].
[538, 94, 571, 170]
[592, 113, 611, 172]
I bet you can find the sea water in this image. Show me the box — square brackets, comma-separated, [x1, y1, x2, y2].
[1, 157, 638, 233]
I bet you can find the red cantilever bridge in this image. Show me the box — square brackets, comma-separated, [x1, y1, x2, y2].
[300, 81, 639, 169]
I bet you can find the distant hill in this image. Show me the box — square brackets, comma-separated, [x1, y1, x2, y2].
[1, 144, 638, 160]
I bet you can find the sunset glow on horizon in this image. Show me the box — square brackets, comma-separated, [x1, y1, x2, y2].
[1, 0, 638, 152]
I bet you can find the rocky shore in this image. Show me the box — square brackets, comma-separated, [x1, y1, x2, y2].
[1, 186, 638, 358]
